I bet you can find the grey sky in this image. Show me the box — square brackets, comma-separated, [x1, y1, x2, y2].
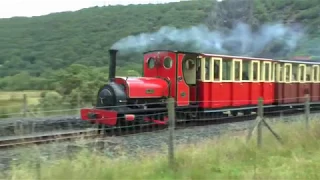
[0, 0, 183, 18]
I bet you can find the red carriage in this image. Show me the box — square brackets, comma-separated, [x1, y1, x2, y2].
[80, 49, 320, 127]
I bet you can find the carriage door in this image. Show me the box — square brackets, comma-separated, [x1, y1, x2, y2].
[311, 65, 320, 102]
[261, 61, 274, 104]
[176, 53, 196, 106]
[250, 61, 261, 105]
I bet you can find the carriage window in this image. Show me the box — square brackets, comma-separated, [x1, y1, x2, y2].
[234, 60, 241, 81]
[184, 59, 195, 70]
[222, 59, 232, 81]
[306, 65, 312, 81]
[312, 65, 319, 82]
[264, 62, 271, 81]
[204, 57, 211, 81]
[242, 61, 250, 80]
[213, 60, 221, 80]
[252, 62, 259, 81]
[183, 59, 196, 85]
[292, 64, 298, 81]
[277, 64, 284, 82]
[260, 63, 264, 81]
[284, 64, 291, 82]
[299, 65, 305, 82]
[272, 63, 276, 81]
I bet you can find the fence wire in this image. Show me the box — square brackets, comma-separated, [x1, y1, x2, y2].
[1, 94, 318, 119]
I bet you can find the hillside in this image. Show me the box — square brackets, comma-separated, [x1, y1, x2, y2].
[0, 0, 213, 77]
[0, 0, 320, 93]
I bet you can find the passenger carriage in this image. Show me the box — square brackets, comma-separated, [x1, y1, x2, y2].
[274, 59, 320, 104]
[196, 54, 275, 111]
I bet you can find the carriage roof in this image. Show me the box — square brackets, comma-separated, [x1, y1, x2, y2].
[143, 50, 320, 65]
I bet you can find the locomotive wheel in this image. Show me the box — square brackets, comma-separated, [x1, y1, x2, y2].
[95, 124, 106, 135]
[231, 111, 238, 116]
[243, 110, 251, 115]
[187, 111, 199, 121]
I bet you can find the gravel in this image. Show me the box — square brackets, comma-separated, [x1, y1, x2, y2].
[0, 112, 319, 177]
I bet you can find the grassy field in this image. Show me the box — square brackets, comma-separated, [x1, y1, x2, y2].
[0, 90, 84, 118]
[6, 119, 320, 180]
[0, 90, 48, 117]
[0, 90, 45, 104]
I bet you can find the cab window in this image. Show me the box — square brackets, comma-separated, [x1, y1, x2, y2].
[196, 58, 201, 80]
[163, 57, 173, 69]
[147, 57, 156, 69]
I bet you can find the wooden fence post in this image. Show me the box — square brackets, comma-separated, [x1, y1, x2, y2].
[35, 158, 41, 180]
[246, 97, 283, 147]
[257, 97, 263, 148]
[304, 94, 310, 130]
[77, 92, 81, 116]
[23, 94, 27, 117]
[167, 97, 175, 169]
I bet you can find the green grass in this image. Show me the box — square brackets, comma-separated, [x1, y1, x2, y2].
[0, 90, 50, 118]
[6, 119, 320, 180]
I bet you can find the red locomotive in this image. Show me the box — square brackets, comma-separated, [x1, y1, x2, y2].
[80, 49, 320, 127]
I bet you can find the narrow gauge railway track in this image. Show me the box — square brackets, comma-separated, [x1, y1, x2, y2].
[0, 107, 318, 149]
[0, 129, 100, 149]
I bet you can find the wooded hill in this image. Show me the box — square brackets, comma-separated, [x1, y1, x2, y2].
[0, 0, 319, 92]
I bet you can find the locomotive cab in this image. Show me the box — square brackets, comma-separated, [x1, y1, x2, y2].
[143, 50, 199, 106]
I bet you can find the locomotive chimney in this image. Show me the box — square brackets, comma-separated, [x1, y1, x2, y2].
[108, 49, 118, 82]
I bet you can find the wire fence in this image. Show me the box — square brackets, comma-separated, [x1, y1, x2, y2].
[1, 94, 320, 178]
[0, 92, 316, 137]
[0, 92, 91, 118]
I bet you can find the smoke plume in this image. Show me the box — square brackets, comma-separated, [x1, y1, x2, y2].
[112, 22, 305, 58]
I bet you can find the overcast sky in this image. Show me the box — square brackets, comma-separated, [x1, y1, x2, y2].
[0, 0, 183, 18]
